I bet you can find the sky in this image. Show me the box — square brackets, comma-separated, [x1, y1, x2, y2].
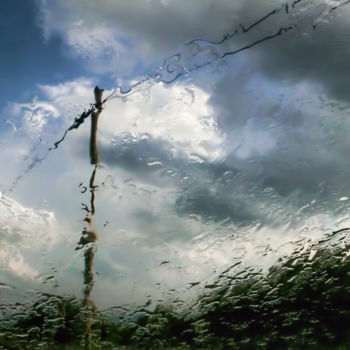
[1, 0, 350, 309]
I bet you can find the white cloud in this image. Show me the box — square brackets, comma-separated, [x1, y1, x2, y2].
[6, 99, 59, 138]
[0, 79, 95, 193]
[35, 0, 247, 75]
[7, 253, 39, 280]
[3, 79, 93, 143]
[99, 82, 225, 161]
[39, 78, 92, 100]
[38, 78, 93, 118]
[0, 192, 63, 283]
[0, 192, 59, 248]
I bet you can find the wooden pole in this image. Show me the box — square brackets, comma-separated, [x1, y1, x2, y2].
[83, 86, 104, 349]
[82, 87, 104, 305]
[90, 86, 104, 165]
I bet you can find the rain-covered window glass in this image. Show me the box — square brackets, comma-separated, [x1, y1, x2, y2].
[1, 1, 350, 349]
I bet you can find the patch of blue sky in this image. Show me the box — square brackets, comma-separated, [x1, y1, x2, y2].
[0, 0, 88, 111]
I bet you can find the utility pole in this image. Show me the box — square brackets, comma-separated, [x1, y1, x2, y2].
[78, 86, 104, 349]
[90, 87, 104, 165]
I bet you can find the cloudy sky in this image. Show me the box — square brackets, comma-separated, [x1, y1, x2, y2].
[1, 0, 350, 309]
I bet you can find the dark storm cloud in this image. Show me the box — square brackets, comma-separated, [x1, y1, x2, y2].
[207, 78, 350, 225]
[98, 133, 235, 187]
[175, 186, 263, 225]
[46, 0, 350, 228]
[173, 56, 350, 226]
[255, 19, 350, 102]
[99, 135, 172, 174]
[96, 133, 273, 226]
[234, 1, 350, 102]
[36, 0, 350, 103]
[95, 88, 350, 227]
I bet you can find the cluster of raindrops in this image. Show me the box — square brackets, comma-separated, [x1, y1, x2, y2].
[1, 228, 350, 349]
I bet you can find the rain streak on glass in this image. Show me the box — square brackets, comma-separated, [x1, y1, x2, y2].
[1, 0, 350, 348]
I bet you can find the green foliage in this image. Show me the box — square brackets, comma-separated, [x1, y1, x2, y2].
[1, 231, 350, 349]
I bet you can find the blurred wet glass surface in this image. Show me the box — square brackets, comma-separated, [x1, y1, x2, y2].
[1, 0, 350, 348]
